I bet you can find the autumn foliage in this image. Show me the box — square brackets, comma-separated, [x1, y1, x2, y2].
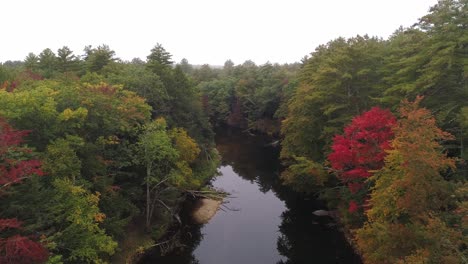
[0, 117, 48, 263]
[356, 97, 463, 263]
[0, 118, 44, 189]
[328, 107, 396, 215]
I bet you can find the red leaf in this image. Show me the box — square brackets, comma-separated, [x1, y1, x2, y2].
[0, 218, 22, 231]
[348, 200, 359, 213]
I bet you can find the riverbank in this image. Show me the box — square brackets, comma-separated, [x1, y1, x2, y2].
[138, 127, 360, 263]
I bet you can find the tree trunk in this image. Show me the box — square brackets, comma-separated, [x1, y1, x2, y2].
[146, 165, 151, 229]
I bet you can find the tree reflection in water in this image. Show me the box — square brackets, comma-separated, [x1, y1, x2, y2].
[140, 127, 360, 264]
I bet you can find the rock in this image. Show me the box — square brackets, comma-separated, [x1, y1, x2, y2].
[312, 209, 330, 216]
[192, 198, 222, 224]
[312, 209, 339, 219]
[265, 140, 280, 147]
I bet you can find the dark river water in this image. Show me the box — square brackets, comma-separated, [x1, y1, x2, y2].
[140, 128, 361, 264]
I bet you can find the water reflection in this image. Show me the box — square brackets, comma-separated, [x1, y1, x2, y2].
[139, 127, 360, 264]
[193, 165, 286, 263]
[215, 128, 281, 194]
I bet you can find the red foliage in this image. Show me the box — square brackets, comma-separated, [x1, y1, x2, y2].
[348, 182, 364, 194]
[0, 235, 48, 264]
[0, 219, 22, 231]
[0, 118, 48, 263]
[0, 118, 43, 188]
[348, 200, 359, 213]
[23, 70, 43, 81]
[328, 107, 396, 213]
[1, 81, 17, 93]
[0, 119, 30, 152]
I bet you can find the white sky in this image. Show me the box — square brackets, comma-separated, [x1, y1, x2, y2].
[1, 0, 438, 65]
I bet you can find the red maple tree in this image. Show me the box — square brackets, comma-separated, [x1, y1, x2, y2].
[0, 117, 48, 263]
[328, 107, 396, 213]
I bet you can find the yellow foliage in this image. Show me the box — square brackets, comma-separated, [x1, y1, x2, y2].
[58, 107, 88, 122]
[356, 98, 463, 263]
[170, 128, 200, 163]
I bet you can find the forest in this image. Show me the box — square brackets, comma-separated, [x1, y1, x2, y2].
[0, 0, 466, 263]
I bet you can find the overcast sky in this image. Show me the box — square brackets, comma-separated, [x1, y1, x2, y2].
[1, 0, 438, 65]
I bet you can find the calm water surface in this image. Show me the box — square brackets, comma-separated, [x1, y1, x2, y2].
[140, 128, 361, 264]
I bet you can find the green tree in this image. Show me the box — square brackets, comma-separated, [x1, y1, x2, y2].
[222, 59, 235, 76]
[47, 179, 117, 263]
[38, 48, 57, 78]
[42, 135, 84, 184]
[192, 64, 218, 83]
[0, 81, 60, 150]
[281, 36, 385, 161]
[460, 106, 468, 159]
[106, 61, 170, 117]
[146, 43, 173, 78]
[135, 118, 178, 229]
[84, 44, 117, 73]
[24, 52, 40, 73]
[198, 78, 236, 125]
[57, 46, 80, 74]
[381, 0, 468, 157]
[178, 58, 193, 74]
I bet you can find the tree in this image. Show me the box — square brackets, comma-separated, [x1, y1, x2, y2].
[57, 46, 80, 74]
[0, 117, 44, 188]
[0, 63, 19, 87]
[460, 106, 468, 159]
[281, 36, 386, 161]
[169, 127, 201, 188]
[178, 58, 193, 74]
[195, 60, 298, 134]
[0, 81, 62, 150]
[105, 61, 170, 117]
[147, 43, 173, 66]
[222, 59, 235, 76]
[146, 43, 173, 77]
[355, 97, 463, 263]
[0, 77, 152, 261]
[192, 64, 218, 83]
[280, 156, 327, 193]
[416, 0, 468, 157]
[38, 48, 57, 78]
[42, 136, 84, 184]
[46, 178, 117, 263]
[24, 52, 39, 72]
[135, 118, 178, 229]
[381, 0, 468, 157]
[198, 78, 236, 125]
[135, 118, 203, 231]
[328, 107, 396, 220]
[0, 117, 48, 264]
[84, 44, 117, 73]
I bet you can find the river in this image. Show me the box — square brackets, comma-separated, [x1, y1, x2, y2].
[139, 128, 361, 264]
